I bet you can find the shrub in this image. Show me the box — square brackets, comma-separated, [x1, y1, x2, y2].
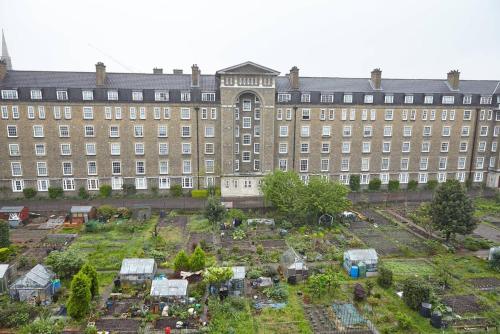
[190, 245, 206, 271]
[402, 277, 432, 310]
[388, 180, 400, 192]
[0, 219, 10, 248]
[97, 205, 117, 220]
[349, 175, 361, 191]
[365, 280, 375, 296]
[122, 183, 136, 196]
[263, 284, 288, 301]
[377, 266, 393, 288]
[48, 187, 64, 199]
[368, 178, 381, 191]
[173, 250, 190, 272]
[256, 244, 264, 255]
[353, 283, 366, 301]
[170, 184, 183, 197]
[407, 180, 418, 191]
[80, 263, 99, 298]
[67, 272, 91, 320]
[191, 189, 208, 198]
[490, 251, 500, 272]
[247, 268, 263, 279]
[19, 317, 63, 334]
[99, 185, 112, 198]
[78, 186, 89, 199]
[463, 237, 491, 251]
[396, 312, 413, 330]
[0, 299, 38, 328]
[426, 180, 438, 191]
[227, 209, 247, 222]
[23, 187, 37, 199]
[117, 207, 132, 219]
[84, 326, 98, 334]
[0, 248, 11, 262]
[45, 249, 85, 279]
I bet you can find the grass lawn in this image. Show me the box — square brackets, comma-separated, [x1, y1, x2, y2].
[187, 215, 212, 232]
[383, 258, 436, 278]
[474, 198, 500, 218]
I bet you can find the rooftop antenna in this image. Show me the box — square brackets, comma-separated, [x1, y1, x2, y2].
[87, 43, 136, 73]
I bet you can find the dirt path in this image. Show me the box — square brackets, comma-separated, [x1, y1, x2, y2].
[473, 223, 500, 243]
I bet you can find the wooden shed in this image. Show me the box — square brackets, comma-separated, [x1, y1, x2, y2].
[0, 206, 29, 228]
[65, 206, 96, 227]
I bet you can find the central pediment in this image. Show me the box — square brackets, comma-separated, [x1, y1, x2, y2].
[216, 61, 280, 76]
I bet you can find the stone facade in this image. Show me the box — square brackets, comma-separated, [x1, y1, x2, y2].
[0, 59, 499, 197]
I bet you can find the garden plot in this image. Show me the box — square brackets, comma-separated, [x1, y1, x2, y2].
[348, 209, 428, 256]
[441, 295, 485, 315]
[303, 304, 337, 333]
[94, 318, 140, 334]
[467, 277, 500, 291]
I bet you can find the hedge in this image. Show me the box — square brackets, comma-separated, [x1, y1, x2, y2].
[191, 189, 208, 198]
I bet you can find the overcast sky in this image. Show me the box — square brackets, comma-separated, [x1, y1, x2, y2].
[1, 0, 499, 80]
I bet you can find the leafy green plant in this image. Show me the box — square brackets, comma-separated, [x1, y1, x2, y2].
[232, 228, 246, 240]
[0, 247, 11, 262]
[67, 272, 92, 320]
[80, 263, 99, 298]
[263, 284, 289, 301]
[407, 180, 418, 191]
[173, 250, 190, 272]
[78, 186, 89, 199]
[388, 180, 400, 192]
[97, 205, 117, 220]
[463, 237, 491, 251]
[307, 271, 339, 298]
[368, 178, 381, 191]
[99, 184, 112, 198]
[170, 184, 183, 197]
[48, 187, 64, 199]
[22, 187, 37, 199]
[191, 189, 208, 198]
[203, 267, 233, 284]
[377, 266, 393, 288]
[349, 174, 361, 191]
[227, 208, 247, 222]
[426, 180, 438, 191]
[45, 249, 85, 278]
[205, 197, 226, 224]
[402, 277, 432, 310]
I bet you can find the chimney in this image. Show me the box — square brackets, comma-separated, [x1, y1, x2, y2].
[371, 68, 382, 90]
[173, 69, 183, 74]
[153, 68, 163, 74]
[447, 70, 460, 90]
[289, 66, 299, 90]
[191, 64, 200, 87]
[0, 59, 6, 81]
[95, 62, 106, 86]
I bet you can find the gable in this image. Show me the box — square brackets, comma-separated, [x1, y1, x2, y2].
[217, 61, 280, 76]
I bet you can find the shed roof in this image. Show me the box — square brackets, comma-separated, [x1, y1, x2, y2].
[344, 249, 378, 261]
[70, 206, 94, 213]
[150, 279, 188, 297]
[120, 258, 156, 275]
[0, 264, 9, 279]
[11, 264, 54, 289]
[231, 266, 246, 280]
[0, 206, 25, 213]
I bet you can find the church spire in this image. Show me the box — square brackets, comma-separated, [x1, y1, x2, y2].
[1, 30, 13, 70]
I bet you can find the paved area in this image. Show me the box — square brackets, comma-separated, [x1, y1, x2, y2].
[473, 222, 500, 243]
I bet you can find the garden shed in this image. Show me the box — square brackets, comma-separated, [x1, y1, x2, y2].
[9, 264, 57, 303]
[150, 278, 188, 303]
[0, 264, 13, 293]
[66, 206, 97, 226]
[343, 248, 378, 278]
[229, 266, 246, 296]
[0, 206, 29, 228]
[119, 258, 157, 284]
[280, 247, 308, 283]
[132, 205, 152, 221]
[247, 218, 275, 226]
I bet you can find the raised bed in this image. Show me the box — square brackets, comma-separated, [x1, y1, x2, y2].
[441, 295, 484, 315]
[95, 318, 140, 334]
[467, 277, 500, 291]
[154, 317, 199, 330]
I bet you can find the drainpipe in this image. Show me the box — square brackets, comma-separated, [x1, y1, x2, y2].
[292, 106, 298, 171]
[468, 107, 480, 183]
[195, 106, 200, 189]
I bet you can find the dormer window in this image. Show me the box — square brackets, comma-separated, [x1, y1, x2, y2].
[343, 94, 353, 103]
[442, 96, 455, 104]
[424, 95, 434, 104]
[404, 95, 414, 104]
[201, 92, 216, 102]
[30, 89, 42, 100]
[462, 95, 472, 104]
[107, 90, 118, 101]
[181, 91, 191, 102]
[155, 90, 169, 101]
[301, 93, 310, 103]
[364, 94, 373, 104]
[384, 94, 394, 104]
[132, 91, 143, 101]
[82, 90, 94, 101]
[480, 95, 492, 105]
[320, 93, 334, 103]
[278, 93, 291, 103]
[56, 90, 68, 100]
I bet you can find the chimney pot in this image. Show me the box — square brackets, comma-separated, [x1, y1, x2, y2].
[0, 59, 6, 81]
[191, 64, 200, 87]
[153, 68, 163, 74]
[289, 66, 299, 90]
[371, 68, 382, 90]
[447, 70, 460, 90]
[173, 69, 183, 74]
[95, 62, 106, 86]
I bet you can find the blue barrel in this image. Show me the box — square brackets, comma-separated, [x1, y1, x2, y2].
[350, 266, 359, 278]
[52, 279, 61, 292]
[106, 300, 113, 310]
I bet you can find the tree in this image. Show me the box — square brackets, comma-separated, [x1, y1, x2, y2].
[349, 175, 361, 191]
[261, 170, 304, 219]
[0, 220, 9, 248]
[99, 185, 112, 198]
[205, 197, 226, 225]
[203, 267, 233, 284]
[402, 277, 431, 310]
[45, 249, 84, 279]
[409, 203, 434, 237]
[48, 187, 64, 199]
[67, 272, 92, 320]
[368, 178, 381, 191]
[430, 180, 476, 241]
[307, 271, 339, 298]
[300, 176, 351, 223]
[80, 263, 99, 298]
[22, 188, 37, 199]
[173, 250, 190, 272]
[388, 180, 400, 192]
[190, 245, 206, 271]
[377, 266, 393, 288]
